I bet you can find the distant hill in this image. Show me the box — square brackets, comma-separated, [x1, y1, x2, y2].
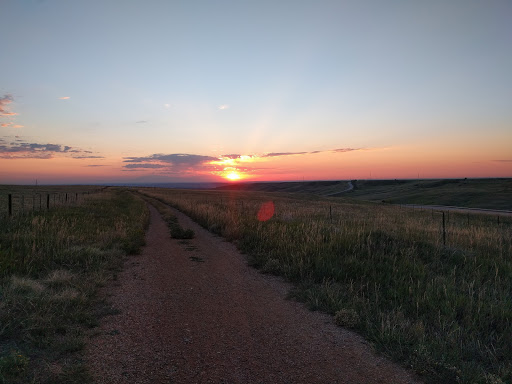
[348, 178, 512, 210]
[216, 178, 512, 211]
[108, 182, 227, 189]
[216, 180, 352, 196]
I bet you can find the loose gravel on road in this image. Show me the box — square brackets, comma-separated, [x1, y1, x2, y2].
[86, 204, 421, 384]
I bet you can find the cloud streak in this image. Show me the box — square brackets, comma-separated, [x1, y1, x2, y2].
[125, 163, 167, 169]
[0, 95, 15, 116]
[124, 153, 218, 166]
[1, 94, 22, 129]
[262, 148, 358, 158]
[0, 137, 103, 160]
[1, 123, 24, 128]
[262, 152, 308, 158]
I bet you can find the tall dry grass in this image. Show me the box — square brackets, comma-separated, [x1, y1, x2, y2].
[0, 189, 148, 384]
[138, 187, 512, 384]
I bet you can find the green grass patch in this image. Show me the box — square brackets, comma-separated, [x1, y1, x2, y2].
[0, 188, 149, 383]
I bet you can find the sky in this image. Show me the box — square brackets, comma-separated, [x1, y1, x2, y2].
[1, 0, 511, 184]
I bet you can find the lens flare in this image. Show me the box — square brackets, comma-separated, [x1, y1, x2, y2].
[257, 201, 275, 221]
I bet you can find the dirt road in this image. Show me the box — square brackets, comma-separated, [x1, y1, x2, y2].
[86, 204, 420, 383]
[326, 181, 354, 197]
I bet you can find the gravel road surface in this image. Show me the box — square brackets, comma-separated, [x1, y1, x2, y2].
[86, 204, 420, 384]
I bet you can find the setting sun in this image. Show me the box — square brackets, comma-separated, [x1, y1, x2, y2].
[225, 171, 241, 181]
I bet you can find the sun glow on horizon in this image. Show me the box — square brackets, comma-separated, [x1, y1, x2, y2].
[225, 171, 241, 181]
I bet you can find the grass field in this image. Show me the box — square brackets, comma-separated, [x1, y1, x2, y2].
[217, 180, 351, 196]
[0, 187, 148, 383]
[0, 185, 106, 218]
[348, 178, 512, 211]
[138, 187, 512, 384]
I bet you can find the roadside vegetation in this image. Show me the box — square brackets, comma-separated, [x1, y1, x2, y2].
[138, 187, 512, 384]
[0, 188, 148, 383]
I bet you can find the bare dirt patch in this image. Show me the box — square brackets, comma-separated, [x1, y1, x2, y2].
[85, 204, 421, 383]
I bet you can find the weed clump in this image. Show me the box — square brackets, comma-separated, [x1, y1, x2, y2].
[334, 309, 359, 328]
[166, 217, 195, 239]
[0, 349, 30, 383]
[261, 258, 281, 274]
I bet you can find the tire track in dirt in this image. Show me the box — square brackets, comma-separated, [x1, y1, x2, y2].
[86, 204, 421, 383]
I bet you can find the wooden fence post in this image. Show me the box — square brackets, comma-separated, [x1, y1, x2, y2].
[329, 205, 332, 223]
[8, 194, 12, 216]
[47, 194, 50, 209]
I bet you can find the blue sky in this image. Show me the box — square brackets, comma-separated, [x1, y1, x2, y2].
[1, 0, 511, 183]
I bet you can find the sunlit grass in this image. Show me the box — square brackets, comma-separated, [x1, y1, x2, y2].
[137, 187, 512, 384]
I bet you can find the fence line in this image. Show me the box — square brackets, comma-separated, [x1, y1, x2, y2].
[3, 189, 102, 218]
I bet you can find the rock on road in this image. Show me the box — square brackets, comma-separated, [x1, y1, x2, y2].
[86, 204, 420, 384]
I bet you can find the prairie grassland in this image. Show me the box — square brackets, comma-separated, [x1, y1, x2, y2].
[0, 185, 104, 217]
[138, 187, 512, 384]
[0, 188, 148, 384]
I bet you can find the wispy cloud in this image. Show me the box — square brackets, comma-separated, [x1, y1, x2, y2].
[0, 142, 71, 159]
[122, 153, 221, 175]
[0, 95, 16, 116]
[124, 153, 217, 166]
[136, 120, 147, 124]
[0, 137, 103, 160]
[59, 96, 70, 100]
[262, 152, 308, 158]
[1, 94, 23, 129]
[492, 159, 512, 163]
[71, 155, 105, 159]
[218, 104, 229, 110]
[261, 148, 358, 158]
[86, 164, 107, 167]
[124, 163, 167, 169]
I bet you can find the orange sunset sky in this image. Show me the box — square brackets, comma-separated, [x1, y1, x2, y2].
[1, 1, 511, 185]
